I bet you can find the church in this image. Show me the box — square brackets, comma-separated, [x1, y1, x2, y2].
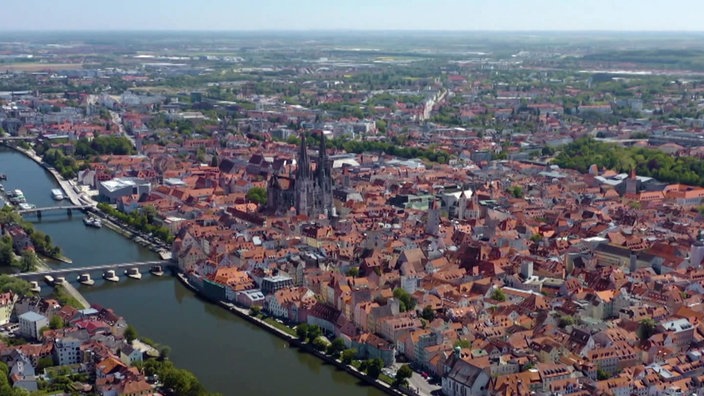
[267, 132, 334, 218]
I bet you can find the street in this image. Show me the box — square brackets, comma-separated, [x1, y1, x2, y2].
[391, 363, 442, 396]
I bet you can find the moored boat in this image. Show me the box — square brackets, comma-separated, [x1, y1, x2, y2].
[83, 216, 102, 228]
[51, 188, 64, 200]
[53, 276, 66, 286]
[29, 281, 41, 293]
[44, 275, 55, 285]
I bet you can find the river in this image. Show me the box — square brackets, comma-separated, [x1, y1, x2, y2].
[0, 147, 384, 396]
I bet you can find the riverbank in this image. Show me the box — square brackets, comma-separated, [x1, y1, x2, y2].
[34, 259, 90, 309]
[4, 143, 171, 260]
[175, 273, 411, 396]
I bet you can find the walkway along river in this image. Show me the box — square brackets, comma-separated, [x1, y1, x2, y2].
[0, 147, 385, 396]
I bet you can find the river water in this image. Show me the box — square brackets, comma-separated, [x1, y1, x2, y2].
[0, 147, 384, 396]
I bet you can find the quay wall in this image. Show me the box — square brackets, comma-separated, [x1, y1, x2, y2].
[175, 273, 411, 396]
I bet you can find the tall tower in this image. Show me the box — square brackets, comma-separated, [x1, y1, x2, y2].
[426, 198, 441, 236]
[295, 134, 313, 216]
[457, 190, 467, 220]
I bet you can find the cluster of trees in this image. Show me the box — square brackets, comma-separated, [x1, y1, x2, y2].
[0, 275, 31, 295]
[0, 207, 61, 260]
[97, 203, 174, 244]
[40, 148, 82, 179]
[289, 132, 451, 164]
[74, 135, 135, 156]
[393, 288, 417, 312]
[36, 136, 135, 178]
[295, 323, 323, 343]
[555, 137, 704, 187]
[245, 187, 267, 205]
[140, 359, 219, 396]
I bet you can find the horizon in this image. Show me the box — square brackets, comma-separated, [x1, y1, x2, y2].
[4, 0, 704, 32]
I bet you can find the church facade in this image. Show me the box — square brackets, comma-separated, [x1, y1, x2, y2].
[267, 133, 334, 218]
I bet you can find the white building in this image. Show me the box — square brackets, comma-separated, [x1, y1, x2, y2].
[18, 311, 48, 340]
[98, 177, 151, 203]
[53, 337, 82, 366]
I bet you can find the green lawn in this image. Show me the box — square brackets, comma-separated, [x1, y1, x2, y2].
[262, 317, 296, 337]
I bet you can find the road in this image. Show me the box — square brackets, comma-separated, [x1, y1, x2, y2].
[390, 363, 442, 396]
[109, 110, 136, 149]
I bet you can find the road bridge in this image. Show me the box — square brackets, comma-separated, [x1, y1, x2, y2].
[11, 260, 174, 281]
[17, 204, 93, 216]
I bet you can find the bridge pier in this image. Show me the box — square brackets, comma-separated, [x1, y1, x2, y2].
[36, 210, 41, 219]
[67, 208, 72, 217]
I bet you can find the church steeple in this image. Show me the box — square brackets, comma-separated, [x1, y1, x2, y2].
[297, 133, 310, 179]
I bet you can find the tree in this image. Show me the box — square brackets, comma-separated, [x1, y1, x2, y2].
[341, 349, 357, 365]
[346, 267, 360, 277]
[638, 318, 657, 341]
[597, 368, 609, 380]
[306, 324, 322, 342]
[327, 338, 346, 356]
[558, 315, 576, 328]
[0, 275, 30, 295]
[124, 325, 138, 343]
[0, 237, 14, 267]
[394, 364, 413, 387]
[18, 250, 39, 272]
[159, 346, 172, 361]
[393, 288, 416, 312]
[454, 339, 471, 349]
[249, 306, 261, 317]
[296, 323, 309, 340]
[421, 305, 435, 321]
[246, 187, 267, 205]
[508, 185, 524, 198]
[312, 337, 328, 351]
[49, 315, 63, 330]
[364, 358, 384, 379]
[491, 288, 506, 302]
[36, 356, 54, 371]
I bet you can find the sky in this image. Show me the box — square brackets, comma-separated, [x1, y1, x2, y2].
[2, 0, 703, 32]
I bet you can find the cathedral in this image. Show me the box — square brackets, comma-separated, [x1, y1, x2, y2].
[267, 132, 334, 218]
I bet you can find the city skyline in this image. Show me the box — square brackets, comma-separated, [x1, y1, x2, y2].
[3, 0, 704, 32]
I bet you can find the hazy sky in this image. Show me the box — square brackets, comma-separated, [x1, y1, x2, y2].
[2, 0, 702, 31]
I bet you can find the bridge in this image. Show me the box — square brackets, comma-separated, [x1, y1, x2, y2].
[11, 260, 174, 281]
[17, 204, 93, 215]
[0, 136, 35, 142]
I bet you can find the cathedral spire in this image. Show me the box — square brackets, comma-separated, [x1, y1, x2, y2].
[297, 133, 310, 179]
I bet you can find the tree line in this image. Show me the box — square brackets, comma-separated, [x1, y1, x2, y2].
[554, 137, 704, 187]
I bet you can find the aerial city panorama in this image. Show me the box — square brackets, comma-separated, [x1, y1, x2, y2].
[2, 1, 704, 395]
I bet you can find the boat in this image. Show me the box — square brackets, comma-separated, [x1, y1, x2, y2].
[29, 281, 41, 293]
[77, 273, 95, 286]
[8, 189, 26, 204]
[51, 188, 64, 200]
[0, 184, 4, 192]
[17, 203, 36, 210]
[44, 275, 55, 285]
[0, 174, 6, 181]
[125, 268, 142, 280]
[150, 265, 165, 276]
[103, 270, 119, 282]
[53, 277, 66, 286]
[83, 216, 102, 228]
